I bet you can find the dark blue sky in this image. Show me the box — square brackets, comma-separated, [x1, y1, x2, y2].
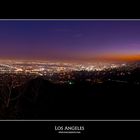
[0, 20, 140, 61]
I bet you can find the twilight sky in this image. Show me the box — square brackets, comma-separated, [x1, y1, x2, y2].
[0, 20, 140, 62]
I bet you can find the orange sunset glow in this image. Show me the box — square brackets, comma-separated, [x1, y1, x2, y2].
[79, 53, 140, 62]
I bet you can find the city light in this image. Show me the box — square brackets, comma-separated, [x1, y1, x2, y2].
[0, 60, 125, 75]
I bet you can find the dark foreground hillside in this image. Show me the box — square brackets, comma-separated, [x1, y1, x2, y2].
[0, 76, 140, 120]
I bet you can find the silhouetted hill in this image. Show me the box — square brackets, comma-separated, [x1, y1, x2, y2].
[12, 76, 140, 120]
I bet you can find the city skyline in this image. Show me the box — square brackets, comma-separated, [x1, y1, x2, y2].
[0, 20, 140, 62]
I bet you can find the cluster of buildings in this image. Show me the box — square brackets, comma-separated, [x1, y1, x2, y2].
[0, 60, 139, 87]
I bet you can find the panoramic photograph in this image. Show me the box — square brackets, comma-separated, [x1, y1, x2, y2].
[0, 19, 140, 119]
